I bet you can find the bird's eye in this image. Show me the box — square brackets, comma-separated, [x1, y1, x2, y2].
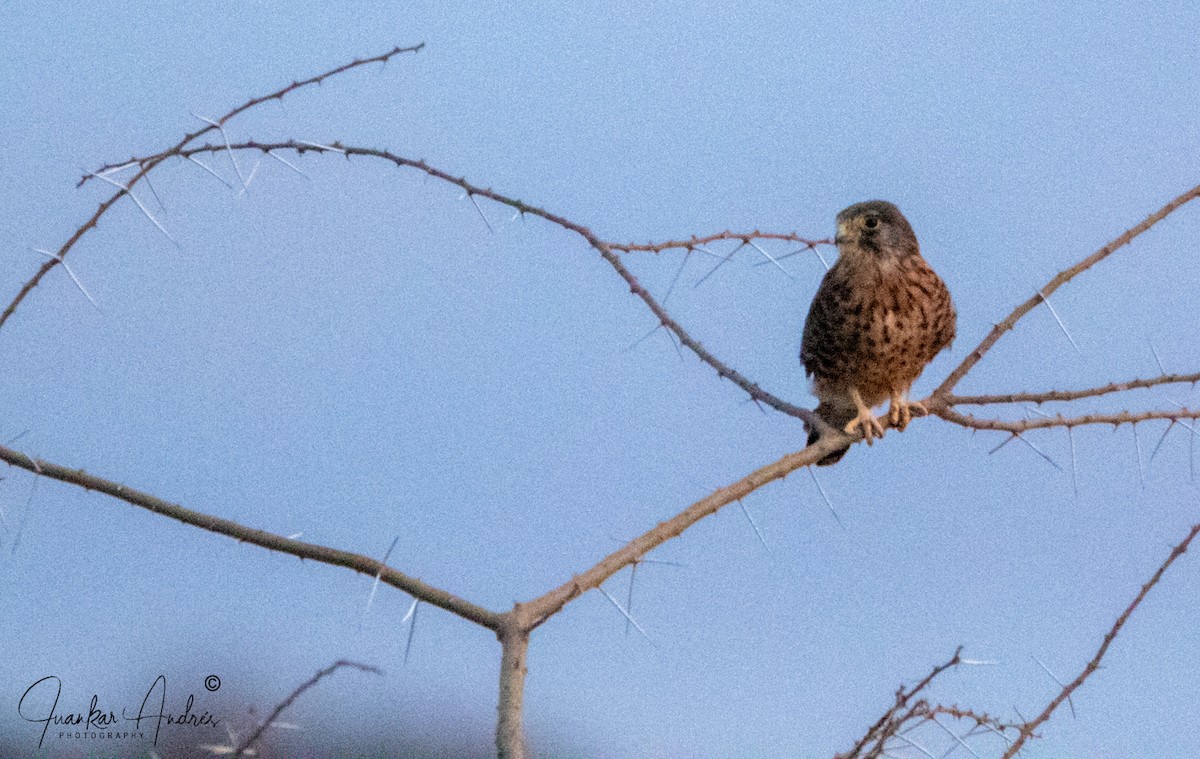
[863, 217, 879, 230]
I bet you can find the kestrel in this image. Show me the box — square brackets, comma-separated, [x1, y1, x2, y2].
[800, 201, 956, 465]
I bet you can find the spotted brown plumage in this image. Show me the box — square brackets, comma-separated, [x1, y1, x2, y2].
[800, 201, 956, 465]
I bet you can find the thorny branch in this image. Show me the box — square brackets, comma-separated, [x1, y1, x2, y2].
[5, 42, 1200, 758]
[232, 660, 382, 758]
[0, 443, 502, 630]
[1000, 520, 1200, 758]
[0, 42, 425, 333]
[935, 406, 1200, 434]
[948, 371, 1200, 406]
[608, 230, 830, 254]
[930, 182, 1200, 399]
[172, 139, 825, 426]
[844, 522, 1200, 757]
[838, 647, 1021, 759]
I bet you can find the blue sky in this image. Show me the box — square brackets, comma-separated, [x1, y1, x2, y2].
[2, 2, 1199, 756]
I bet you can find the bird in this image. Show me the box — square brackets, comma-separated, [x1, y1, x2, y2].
[800, 200, 956, 465]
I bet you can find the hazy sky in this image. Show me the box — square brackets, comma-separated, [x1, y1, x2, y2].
[3, 2, 1200, 757]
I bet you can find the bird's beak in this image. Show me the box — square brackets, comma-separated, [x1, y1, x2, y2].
[834, 221, 849, 246]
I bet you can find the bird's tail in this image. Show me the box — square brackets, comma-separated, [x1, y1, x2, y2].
[807, 400, 856, 466]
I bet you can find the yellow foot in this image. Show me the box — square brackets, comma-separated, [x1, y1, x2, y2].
[887, 398, 928, 432]
[845, 407, 886, 445]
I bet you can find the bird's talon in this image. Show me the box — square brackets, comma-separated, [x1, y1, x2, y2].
[887, 399, 928, 432]
[845, 412, 885, 444]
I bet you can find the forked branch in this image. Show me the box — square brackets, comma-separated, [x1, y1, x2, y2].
[0, 443, 501, 630]
[931, 182, 1200, 399]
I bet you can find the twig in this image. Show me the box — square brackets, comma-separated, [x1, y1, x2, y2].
[935, 406, 1200, 434]
[232, 660, 381, 758]
[947, 372, 1200, 406]
[609, 230, 829, 254]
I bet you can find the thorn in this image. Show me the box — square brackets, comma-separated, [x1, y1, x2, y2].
[745, 240, 793, 279]
[597, 585, 653, 644]
[403, 600, 419, 664]
[32, 248, 100, 311]
[236, 159, 262, 196]
[737, 499, 770, 551]
[893, 733, 937, 759]
[1067, 427, 1079, 497]
[624, 562, 638, 635]
[988, 434, 1017, 455]
[1192, 421, 1197, 484]
[296, 139, 345, 154]
[361, 536, 400, 625]
[191, 112, 247, 188]
[265, 149, 310, 179]
[637, 558, 684, 567]
[1149, 340, 1166, 374]
[662, 326, 686, 362]
[624, 323, 663, 353]
[399, 596, 418, 625]
[807, 467, 844, 529]
[975, 719, 1013, 747]
[752, 246, 808, 266]
[466, 193, 494, 233]
[1149, 421, 1175, 464]
[812, 245, 831, 271]
[1032, 656, 1075, 718]
[1132, 424, 1145, 488]
[930, 717, 982, 759]
[83, 170, 179, 247]
[185, 155, 235, 188]
[1012, 705, 1029, 726]
[663, 249, 692, 304]
[1037, 290, 1081, 354]
[690, 245, 723, 260]
[142, 172, 167, 214]
[693, 242, 743, 288]
[1024, 405, 1052, 420]
[1013, 432, 1063, 471]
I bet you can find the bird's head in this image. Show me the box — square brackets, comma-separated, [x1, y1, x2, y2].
[834, 200, 919, 260]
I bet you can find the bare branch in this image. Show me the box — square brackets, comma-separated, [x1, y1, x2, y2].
[609, 230, 830, 254]
[81, 43, 424, 184]
[933, 405, 1200, 433]
[932, 183, 1200, 397]
[0, 43, 424, 333]
[170, 140, 820, 423]
[948, 371, 1200, 406]
[840, 647, 963, 759]
[522, 441, 836, 629]
[232, 660, 382, 758]
[0, 443, 502, 630]
[1003, 520, 1200, 757]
